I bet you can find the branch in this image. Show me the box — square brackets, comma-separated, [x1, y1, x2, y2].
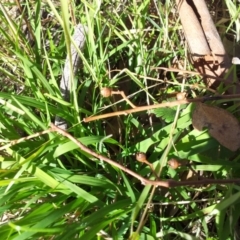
[84, 94, 240, 122]
[0, 129, 54, 151]
[50, 123, 240, 188]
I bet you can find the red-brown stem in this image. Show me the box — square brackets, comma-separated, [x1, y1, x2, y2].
[50, 123, 240, 188]
[84, 94, 240, 122]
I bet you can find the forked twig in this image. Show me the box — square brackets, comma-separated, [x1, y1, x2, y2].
[135, 152, 159, 180]
[100, 88, 136, 108]
[84, 94, 240, 122]
[50, 123, 240, 188]
[112, 90, 136, 108]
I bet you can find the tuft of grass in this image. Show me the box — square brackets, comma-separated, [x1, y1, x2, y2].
[0, 0, 240, 239]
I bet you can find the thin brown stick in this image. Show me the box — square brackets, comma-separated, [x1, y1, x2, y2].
[110, 67, 236, 83]
[68, 0, 76, 25]
[84, 94, 240, 122]
[112, 91, 136, 108]
[15, 0, 35, 41]
[50, 123, 240, 188]
[152, 67, 207, 76]
[0, 129, 54, 151]
[152, 66, 240, 91]
[137, 74, 216, 93]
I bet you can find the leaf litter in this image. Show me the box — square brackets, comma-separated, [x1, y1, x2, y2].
[192, 103, 240, 151]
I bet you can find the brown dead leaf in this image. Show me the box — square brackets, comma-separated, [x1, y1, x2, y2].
[192, 103, 240, 151]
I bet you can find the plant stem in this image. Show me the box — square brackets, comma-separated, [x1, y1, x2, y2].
[50, 123, 240, 188]
[84, 94, 240, 122]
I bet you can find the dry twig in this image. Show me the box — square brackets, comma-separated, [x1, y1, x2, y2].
[4, 124, 239, 188]
[50, 124, 240, 188]
[84, 94, 240, 122]
[0, 129, 54, 151]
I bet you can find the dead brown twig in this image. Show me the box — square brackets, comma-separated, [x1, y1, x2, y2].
[50, 123, 240, 188]
[15, 0, 35, 41]
[110, 67, 236, 83]
[0, 129, 54, 151]
[4, 124, 239, 188]
[101, 88, 136, 108]
[111, 90, 136, 108]
[84, 94, 240, 122]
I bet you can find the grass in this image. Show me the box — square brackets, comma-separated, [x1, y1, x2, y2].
[0, 0, 240, 239]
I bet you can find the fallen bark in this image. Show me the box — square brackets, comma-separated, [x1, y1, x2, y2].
[176, 0, 238, 93]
